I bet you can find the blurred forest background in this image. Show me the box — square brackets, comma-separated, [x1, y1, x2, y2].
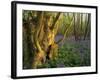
[23, 10, 91, 69]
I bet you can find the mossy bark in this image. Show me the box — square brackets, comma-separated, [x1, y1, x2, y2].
[32, 12, 61, 68]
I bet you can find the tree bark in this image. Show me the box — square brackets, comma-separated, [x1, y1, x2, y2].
[83, 14, 90, 40]
[32, 12, 61, 68]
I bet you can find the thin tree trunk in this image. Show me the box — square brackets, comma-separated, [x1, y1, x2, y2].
[73, 13, 77, 41]
[80, 13, 83, 40]
[84, 14, 90, 40]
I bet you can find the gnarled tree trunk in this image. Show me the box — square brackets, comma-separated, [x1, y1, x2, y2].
[32, 12, 61, 68]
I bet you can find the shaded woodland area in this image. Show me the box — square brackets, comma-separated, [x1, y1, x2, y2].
[23, 10, 91, 69]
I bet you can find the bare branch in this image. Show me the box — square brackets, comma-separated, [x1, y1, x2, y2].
[50, 12, 61, 30]
[57, 16, 74, 44]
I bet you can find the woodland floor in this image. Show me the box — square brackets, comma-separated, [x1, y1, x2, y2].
[38, 34, 91, 68]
